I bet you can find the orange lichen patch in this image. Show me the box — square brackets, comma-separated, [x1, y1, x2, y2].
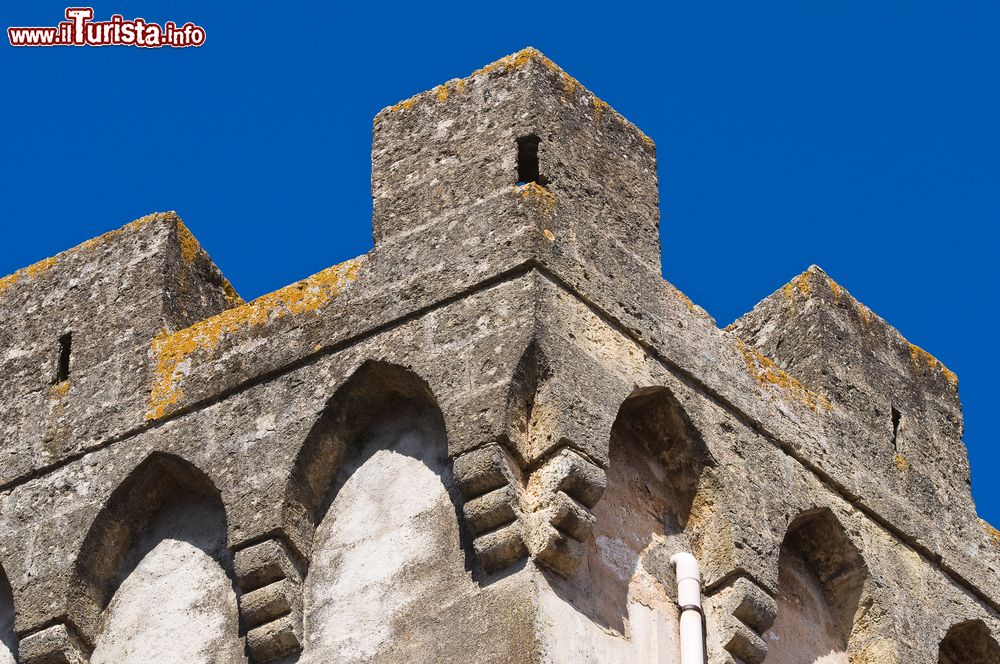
[542, 229, 556, 242]
[2, 212, 187, 300]
[0, 255, 57, 297]
[592, 96, 610, 122]
[174, 219, 244, 307]
[379, 47, 657, 153]
[385, 48, 561, 116]
[857, 303, 876, 327]
[736, 338, 832, 412]
[49, 379, 71, 397]
[666, 283, 706, 319]
[894, 453, 911, 473]
[908, 342, 959, 391]
[981, 519, 1000, 548]
[781, 271, 814, 302]
[823, 274, 845, 302]
[177, 221, 201, 264]
[817, 271, 881, 327]
[77, 211, 165, 253]
[515, 183, 557, 215]
[560, 71, 580, 99]
[221, 279, 244, 307]
[472, 46, 559, 78]
[385, 78, 468, 116]
[146, 256, 365, 420]
[434, 78, 466, 103]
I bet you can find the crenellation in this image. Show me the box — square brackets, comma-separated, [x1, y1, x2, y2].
[0, 48, 997, 663]
[729, 264, 978, 558]
[0, 212, 239, 488]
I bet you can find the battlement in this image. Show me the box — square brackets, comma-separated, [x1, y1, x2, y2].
[729, 265, 975, 539]
[0, 50, 996, 664]
[372, 47, 661, 272]
[0, 212, 239, 485]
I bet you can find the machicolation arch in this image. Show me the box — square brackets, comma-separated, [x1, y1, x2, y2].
[939, 619, 1000, 664]
[72, 452, 242, 662]
[763, 508, 869, 663]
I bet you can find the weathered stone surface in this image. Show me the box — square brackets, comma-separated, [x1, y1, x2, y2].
[0, 47, 996, 663]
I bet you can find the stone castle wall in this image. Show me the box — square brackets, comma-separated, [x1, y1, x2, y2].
[0, 49, 997, 663]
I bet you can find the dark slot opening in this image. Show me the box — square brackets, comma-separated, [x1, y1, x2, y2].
[56, 332, 72, 383]
[516, 134, 548, 186]
[890, 405, 902, 450]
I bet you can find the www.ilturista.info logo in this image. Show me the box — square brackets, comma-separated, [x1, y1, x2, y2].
[8, 8, 205, 48]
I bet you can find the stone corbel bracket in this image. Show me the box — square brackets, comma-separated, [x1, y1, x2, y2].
[705, 576, 777, 664]
[453, 443, 606, 578]
[453, 444, 528, 574]
[524, 446, 606, 577]
[17, 623, 88, 664]
[234, 539, 305, 663]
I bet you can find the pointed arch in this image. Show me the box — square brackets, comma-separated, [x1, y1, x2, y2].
[0, 565, 16, 664]
[939, 619, 1000, 664]
[285, 360, 460, 553]
[288, 360, 477, 661]
[764, 508, 868, 663]
[70, 452, 242, 661]
[574, 385, 713, 633]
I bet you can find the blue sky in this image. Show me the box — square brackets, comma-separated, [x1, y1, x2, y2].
[3, 2, 998, 524]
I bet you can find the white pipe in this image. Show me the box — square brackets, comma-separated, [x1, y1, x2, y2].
[671, 552, 704, 664]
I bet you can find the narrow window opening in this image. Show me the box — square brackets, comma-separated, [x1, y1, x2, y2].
[56, 332, 72, 383]
[516, 134, 548, 186]
[890, 405, 902, 450]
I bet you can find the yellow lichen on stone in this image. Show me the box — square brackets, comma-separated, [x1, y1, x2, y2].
[221, 279, 244, 307]
[894, 453, 911, 473]
[781, 271, 814, 302]
[908, 342, 959, 390]
[385, 48, 559, 117]
[0, 255, 57, 297]
[815, 271, 878, 327]
[49, 379, 71, 397]
[378, 47, 658, 155]
[981, 519, 1000, 548]
[386, 97, 418, 115]
[177, 221, 201, 264]
[515, 183, 557, 215]
[666, 283, 703, 318]
[824, 274, 845, 302]
[736, 338, 833, 412]
[858, 304, 875, 327]
[592, 96, 609, 123]
[560, 71, 580, 99]
[2, 212, 184, 300]
[146, 256, 365, 420]
[77, 211, 165, 254]
[472, 47, 557, 78]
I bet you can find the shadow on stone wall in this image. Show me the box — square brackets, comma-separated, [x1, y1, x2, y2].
[71, 452, 242, 662]
[0, 567, 16, 664]
[939, 619, 1000, 664]
[763, 509, 867, 664]
[556, 386, 712, 634]
[288, 361, 481, 663]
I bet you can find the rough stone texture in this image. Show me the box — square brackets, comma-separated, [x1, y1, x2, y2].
[0, 572, 14, 664]
[0, 47, 997, 663]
